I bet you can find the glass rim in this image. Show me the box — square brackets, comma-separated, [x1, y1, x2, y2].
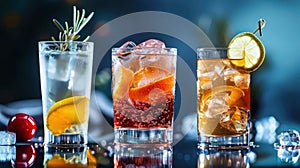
[38, 41, 94, 45]
[111, 47, 177, 55]
[197, 47, 227, 51]
[197, 47, 228, 59]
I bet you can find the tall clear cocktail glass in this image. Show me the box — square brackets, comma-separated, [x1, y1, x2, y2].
[112, 46, 177, 145]
[39, 41, 93, 146]
[197, 48, 250, 148]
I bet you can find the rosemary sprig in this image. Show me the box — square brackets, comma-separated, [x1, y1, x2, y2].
[51, 6, 94, 50]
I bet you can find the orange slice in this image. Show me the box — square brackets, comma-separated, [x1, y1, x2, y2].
[129, 67, 175, 103]
[202, 86, 244, 106]
[46, 149, 96, 168]
[228, 32, 265, 72]
[112, 65, 134, 99]
[47, 96, 89, 135]
[46, 154, 75, 168]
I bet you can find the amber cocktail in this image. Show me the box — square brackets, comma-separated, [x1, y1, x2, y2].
[197, 48, 250, 147]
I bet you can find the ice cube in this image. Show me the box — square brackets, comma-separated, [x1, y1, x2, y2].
[117, 41, 136, 56]
[48, 53, 71, 82]
[277, 148, 300, 164]
[214, 63, 226, 77]
[222, 67, 240, 80]
[0, 146, 16, 162]
[0, 131, 16, 145]
[199, 75, 213, 90]
[139, 52, 176, 72]
[137, 39, 166, 48]
[234, 74, 250, 90]
[220, 107, 249, 133]
[68, 55, 89, 92]
[118, 54, 141, 72]
[278, 130, 300, 147]
[255, 116, 279, 144]
[204, 94, 229, 118]
[116, 41, 141, 72]
[135, 39, 168, 56]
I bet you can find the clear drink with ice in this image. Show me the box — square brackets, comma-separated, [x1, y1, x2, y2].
[197, 48, 250, 147]
[112, 39, 177, 145]
[39, 41, 93, 146]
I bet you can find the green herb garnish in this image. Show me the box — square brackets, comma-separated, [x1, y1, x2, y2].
[51, 6, 94, 50]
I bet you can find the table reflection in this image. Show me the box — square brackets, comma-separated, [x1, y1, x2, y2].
[197, 148, 251, 168]
[13, 145, 36, 167]
[44, 146, 91, 167]
[114, 144, 172, 168]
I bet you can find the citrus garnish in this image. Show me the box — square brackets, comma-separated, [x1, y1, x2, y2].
[228, 32, 265, 72]
[47, 96, 89, 135]
[112, 65, 134, 99]
[46, 149, 96, 168]
[202, 86, 245, 106]
[128, 66, 175, 103]
[46, 154, 74, 168]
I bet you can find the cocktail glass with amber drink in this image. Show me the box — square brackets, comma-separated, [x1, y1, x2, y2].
[39, 41, 93, 146]
[112, 39, 177, 145]
[197, 48, 251, 147]
[197, 29, 266, 147]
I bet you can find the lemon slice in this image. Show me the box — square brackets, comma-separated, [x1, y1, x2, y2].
[228, 32, 265, 71]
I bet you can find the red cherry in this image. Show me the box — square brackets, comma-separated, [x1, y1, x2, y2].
[7, 113, 37, 142]
[12, 145, 36, 167]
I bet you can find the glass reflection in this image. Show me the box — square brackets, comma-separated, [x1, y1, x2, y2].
[12, 145, 36, 168]
[197, 148, 250, 168]
[43, 146, 93, 168]
[0, 145, 16, 162]
[114, 144, 172, 168]
[277, 148, 300, 165]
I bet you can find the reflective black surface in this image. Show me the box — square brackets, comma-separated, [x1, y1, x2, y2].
[0, 138, 299, 168]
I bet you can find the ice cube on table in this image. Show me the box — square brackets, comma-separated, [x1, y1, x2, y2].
[0, 131, 16, 145]
[220, 107, 248, 133]
[0, 146, 16, 162]
[255, 116, 279, 144]
[278, 130, 300, 147]
[277, 148, 300, 164]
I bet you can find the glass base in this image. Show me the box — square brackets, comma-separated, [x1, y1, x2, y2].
[44, 133, 87, 147]
[114, 128, 173, 145]
[198, 132, 249, 149]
